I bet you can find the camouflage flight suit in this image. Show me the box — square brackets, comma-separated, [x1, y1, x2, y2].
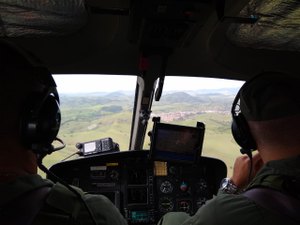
[159, 156, 300, 225]
[0, 174, 127, 225]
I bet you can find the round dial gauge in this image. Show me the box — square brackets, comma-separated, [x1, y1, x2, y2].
[178, 200, 191, 212]
[109, 170, 119, 181]
[159, 197, 174, 212]
[195, 179, 208, 195]
[197, 179, 208, 191]
[160, 180, 174, 194]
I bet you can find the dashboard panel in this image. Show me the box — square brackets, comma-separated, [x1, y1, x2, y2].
[49, 150, 226, 225]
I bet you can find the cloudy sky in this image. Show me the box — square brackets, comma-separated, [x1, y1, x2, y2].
[54, 75, 244, 93]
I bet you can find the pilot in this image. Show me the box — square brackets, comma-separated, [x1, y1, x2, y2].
[158, 72, 300, 225]
[0, 40, 127, 225]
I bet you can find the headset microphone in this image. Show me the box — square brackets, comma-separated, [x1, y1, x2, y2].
[49, 137, 66, 154]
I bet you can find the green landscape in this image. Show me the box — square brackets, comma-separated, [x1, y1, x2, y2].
[42, 88, 242, 176]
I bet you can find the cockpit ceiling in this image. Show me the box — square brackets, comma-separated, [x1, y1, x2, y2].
[227, 0, 300, 52]
[1, 0, 299, 53]
[0, 0, 87, 37]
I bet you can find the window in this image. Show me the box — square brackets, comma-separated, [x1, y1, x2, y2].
[42, 75, 137, 169]
[145, 76, 244, 176]
[42, 75, 244, 177]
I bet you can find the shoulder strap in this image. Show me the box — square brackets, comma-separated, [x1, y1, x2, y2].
[243, 187, 300, 223]
[0, 186, 51, 225]
[45, 182, 83, 219]
[44, 182, 96, 225]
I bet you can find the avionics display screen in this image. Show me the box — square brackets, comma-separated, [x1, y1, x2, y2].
[150, 122, 205, 163]
[127, 187, 148, 205]
[130, 211, 149, 223]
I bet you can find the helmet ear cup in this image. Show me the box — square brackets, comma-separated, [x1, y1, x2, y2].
[231, 113, 256, 151]
[21, 90, 61, 154]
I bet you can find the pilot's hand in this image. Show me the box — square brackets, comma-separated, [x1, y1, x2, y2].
[230, 153, 263, 190]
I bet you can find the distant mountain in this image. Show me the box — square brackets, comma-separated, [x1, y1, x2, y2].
[60, 89, 237, 108]
[105, 91, 131, 98]
[60, 88, 237, 98]
[164, 87, 240, 96]
[196, 87, 240, 95]
[60, 91, 134, 107]
[161, 92, 204, 103]
[105, 91, 134, 97]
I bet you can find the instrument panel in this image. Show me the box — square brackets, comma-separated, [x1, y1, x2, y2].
[49, 150, 226, 225]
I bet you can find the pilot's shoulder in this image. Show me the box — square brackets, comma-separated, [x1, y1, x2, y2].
[183, 193, 262, 225]
[44, 182, 127, 225]
[83, 192, 127, 225]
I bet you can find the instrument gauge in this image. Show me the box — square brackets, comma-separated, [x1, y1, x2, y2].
[178, 200, 191, 213]
[195, 179, 208, 195]
[109, 170, 119, 181]
[159, 197, 174, 212]
[168, 166, 177, 175]
[197, 179, 208, 191]
[160, 180, 174, 194]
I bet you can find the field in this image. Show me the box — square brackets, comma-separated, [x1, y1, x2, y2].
[41, 89, 242, 177]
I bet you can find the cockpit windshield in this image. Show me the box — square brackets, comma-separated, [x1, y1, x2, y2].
[44, 75, 244, 176]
